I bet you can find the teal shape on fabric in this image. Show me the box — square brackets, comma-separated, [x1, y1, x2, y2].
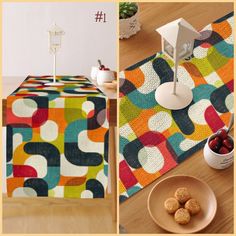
[104, 164, 108, 177]
[7, 164, 13, 176]
[127, 90, 157, 109]
[127, 185, 141, 196]
[43, 166, 60, 189]
[214, 40, 234, 58]
[65, 119, 87, 143]
[168, 133, 185, 158]
[192, 84, 216, 103]
[61, 76, 72, 80]
[47, 94, 60, 101]
[13, 127, 32, 142]
[120, 136, 130, 153]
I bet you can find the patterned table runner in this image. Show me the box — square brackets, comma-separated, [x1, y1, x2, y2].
[7, 76, 109, 198]
[119, 12, 234, 202]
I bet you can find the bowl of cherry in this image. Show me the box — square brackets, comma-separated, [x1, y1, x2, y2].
[204, 128, 234, 170]
[96, 60, 115, 86]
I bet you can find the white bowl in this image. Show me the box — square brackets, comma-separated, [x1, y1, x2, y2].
[204, 133, 234, 169]
[97, 70, 115, 85]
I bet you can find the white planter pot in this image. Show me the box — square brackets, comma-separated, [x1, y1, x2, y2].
[119, 11, 141, 39]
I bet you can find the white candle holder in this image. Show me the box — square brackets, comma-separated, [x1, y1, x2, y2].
[155, 18, 200, 110]
[45, 23, 65, 86]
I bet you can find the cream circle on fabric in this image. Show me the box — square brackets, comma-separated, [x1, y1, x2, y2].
[25, 155, 47, 178]
[12, 187, 37, 197]
[40, 120, 58, 142]
[12, 98, 37, 117]
[188, 99, 211, 125]
[148, 111, 172, 133]
[225, 93, 234, 113]
[81, 190, 93, 198]
[138, 146, 164, 174]
[61, 154, 88, 177]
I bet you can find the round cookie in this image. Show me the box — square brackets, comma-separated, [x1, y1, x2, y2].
[174, 208, 191, 225]
[185, 198, 201, 215]
[164, 197, 180, 214]
[174, 187, 191, 204]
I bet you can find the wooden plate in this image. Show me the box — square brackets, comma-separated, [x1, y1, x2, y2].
[147, 175, 217, 233]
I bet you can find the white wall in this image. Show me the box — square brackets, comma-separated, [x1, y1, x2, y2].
[2, 2, 117, 77]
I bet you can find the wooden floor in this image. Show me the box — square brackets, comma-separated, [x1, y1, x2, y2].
[119, 2, 234, 234]
[3, 194, 117, 234]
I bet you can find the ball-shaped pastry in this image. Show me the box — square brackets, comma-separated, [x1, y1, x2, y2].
[164, 197, 180, 214]
[185, 198, 201, 215]
[174, 208, 191, 225]
[174, 187, 191, 204]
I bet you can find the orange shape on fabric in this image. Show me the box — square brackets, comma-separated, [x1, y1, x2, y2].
[58, 176, 86, 186]
[48, 108, 67, 133]
[87, 126, 107, 142]
[217, 59, 233, 84]
[162, 129, 171, 139]
[124, 68, 145, 89]
[133, 168, 161, 187]
[212, 20, 232, 39]
[129, 109, 156, 138]
[7, 177, 25, 197]
[220, 112, 231, 126]
[181, 62, 207, 86]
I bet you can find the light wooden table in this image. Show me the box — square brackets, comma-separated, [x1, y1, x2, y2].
[2, 76, 117, 233]
[120, 2, 234, 70]
[119, 3, 234, 234]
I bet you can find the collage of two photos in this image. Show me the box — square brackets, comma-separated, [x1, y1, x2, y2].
[1, 1, 234, 235]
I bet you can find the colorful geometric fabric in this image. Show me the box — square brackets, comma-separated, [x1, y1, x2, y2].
[119, 12, 234, 202]
[7, 76, 109, 198]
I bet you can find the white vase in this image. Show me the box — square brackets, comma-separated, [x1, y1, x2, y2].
[97, 70, 115, 86]
[119, 10, 141, 39]
[203, 133, 234, 169]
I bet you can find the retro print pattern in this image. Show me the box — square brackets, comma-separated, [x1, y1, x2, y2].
[119, 12, 234, 202]
[7, 76, 109, 198]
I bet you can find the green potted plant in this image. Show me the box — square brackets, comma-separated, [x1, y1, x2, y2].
[119, 2, 140, 39]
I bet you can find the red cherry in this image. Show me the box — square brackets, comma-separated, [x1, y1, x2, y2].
[222, 137, 234, 151]
[219, 146, 230, 154]
[216, 129, 228, 140]
[104, 68, 110, 71]
[99, 65, 105, 70]
[208, 138, 221, 152]
[215, 136, 222, 144]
